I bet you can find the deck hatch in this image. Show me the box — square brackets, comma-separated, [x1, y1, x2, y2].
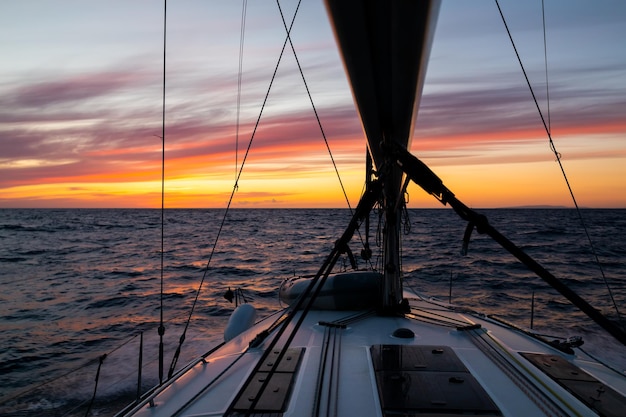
[371, 345, 502, 416]
[521, 352, 626, 417]
[230, 347, 304, 415]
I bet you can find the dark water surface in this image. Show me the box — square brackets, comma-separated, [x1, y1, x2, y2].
[1, 208, 625, 415]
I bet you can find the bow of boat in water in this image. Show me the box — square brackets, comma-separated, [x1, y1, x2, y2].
[117, 1, 626, 416]
[119, 271, 626, 417]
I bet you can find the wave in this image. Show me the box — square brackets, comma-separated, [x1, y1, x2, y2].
[0, 256, 28, 263]
[1, 208, 625, 414]
[85, 296, 135, 310]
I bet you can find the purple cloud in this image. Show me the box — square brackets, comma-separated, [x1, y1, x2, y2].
[10, 71, 145, 109]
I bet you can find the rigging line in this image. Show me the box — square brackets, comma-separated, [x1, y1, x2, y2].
[234, 194, 379, 413]
[333, 310, 376, 326]
[232, 0, 300, 191]
[125, 336, 230, 415]
[226, 248, 343, 415]
[235, 0, 248, 181]
[84, 354, 106, 417]
[277, 0, 373, 271]
[577, 346, 626, 378]
[405, 313, 458, 328]
[329, 327, 341, 417]
[409, 306, 469, 327]
[334, 335, 342, 417]
[166, 226, 223, 377]
[226, 195, 380, 415]
[168, 348, 250, 417]
[276, 0, 353, 213]
[541, 0, 551, 134]
[280, 0, 369, 269]
[166, 2, 302, 380]
[314, 326, 332, 417]
[494, 0, 622, 324]
[467, 329, 571, 417]
[158, 0, 167, 386]
[230, 193, 379, 413]
[77, 332, 144, 416]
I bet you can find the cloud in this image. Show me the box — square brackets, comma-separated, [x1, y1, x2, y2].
[408, 72, 626, 169]
[1, 40, 625, 207]
[9, 71, 148, 109]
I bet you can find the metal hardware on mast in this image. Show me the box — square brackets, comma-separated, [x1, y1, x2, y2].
[380, 147, 404, 313]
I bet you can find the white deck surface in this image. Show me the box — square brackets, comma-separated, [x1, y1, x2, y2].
[122, 294, 626, 417]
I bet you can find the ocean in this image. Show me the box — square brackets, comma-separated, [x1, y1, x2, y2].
[1, 208, 625, 416]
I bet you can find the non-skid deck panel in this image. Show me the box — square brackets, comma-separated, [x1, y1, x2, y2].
[371, 345, 502, 416]
[521, 352, 626, 417]
[230, 347, 304, 415]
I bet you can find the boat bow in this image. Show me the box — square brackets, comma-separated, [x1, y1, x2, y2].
[115, 3, 626, 417]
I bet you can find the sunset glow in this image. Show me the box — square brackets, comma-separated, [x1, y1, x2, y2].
[1, 1, 625, 208]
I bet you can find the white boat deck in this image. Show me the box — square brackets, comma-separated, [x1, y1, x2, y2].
[121, 293, 626, 417]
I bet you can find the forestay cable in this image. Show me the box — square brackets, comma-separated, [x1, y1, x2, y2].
[494, 0, 621, 324]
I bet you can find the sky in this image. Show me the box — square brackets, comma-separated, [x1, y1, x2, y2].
[1, 0, 625, 209]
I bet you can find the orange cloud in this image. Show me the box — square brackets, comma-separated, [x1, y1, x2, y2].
[2, 66, 625, 209]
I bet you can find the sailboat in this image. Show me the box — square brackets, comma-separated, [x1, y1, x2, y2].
[117, 1, 626, 416]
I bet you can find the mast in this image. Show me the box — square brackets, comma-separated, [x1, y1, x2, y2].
[324, 0, 440, 312]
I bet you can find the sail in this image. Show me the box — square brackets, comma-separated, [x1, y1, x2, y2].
[324, 0, 440, 169]
[325, 0, 440, 310]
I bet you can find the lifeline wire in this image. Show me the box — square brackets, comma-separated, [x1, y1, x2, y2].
[494, 0, 621, 324]
[2, 332, 139, 407]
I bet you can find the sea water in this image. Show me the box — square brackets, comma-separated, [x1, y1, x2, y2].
[1, 208, 625, 416]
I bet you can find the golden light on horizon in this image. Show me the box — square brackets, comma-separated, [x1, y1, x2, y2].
[1, 2, 625, 209]
[2, 124, 625, 209]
